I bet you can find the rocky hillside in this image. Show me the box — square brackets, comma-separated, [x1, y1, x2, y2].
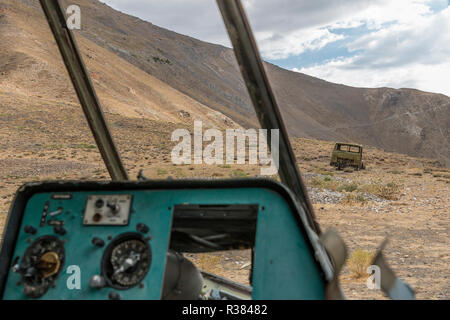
[0, 0, 239, 129]
[1, 0, 449, 166]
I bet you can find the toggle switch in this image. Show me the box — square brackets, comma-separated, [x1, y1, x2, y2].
[107, 201, 120, 214]
[92, 237, 105, 248]
[49, 207, 63, 217]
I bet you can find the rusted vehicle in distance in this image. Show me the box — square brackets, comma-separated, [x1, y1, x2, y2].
[330, 143, 366, 170]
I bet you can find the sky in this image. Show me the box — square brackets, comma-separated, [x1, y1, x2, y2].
[101, 0, 450, 96]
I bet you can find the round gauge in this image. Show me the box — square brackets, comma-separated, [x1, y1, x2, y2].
[102, 233, 151, 289]
[18, 236, 65, 298]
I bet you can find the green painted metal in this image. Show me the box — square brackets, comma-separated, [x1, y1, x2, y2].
[3, 190, 173, 300]
[3, 187, 325, 300]
[252, 190, 325, 300]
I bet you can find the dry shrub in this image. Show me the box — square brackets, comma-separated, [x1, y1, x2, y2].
[310, 176, 339, 191]
[348, 249, 374, 278]
[156, 168, 168, 176]
[311, 177, 402, 201]
[230, 169, 248, 178]
[360, 180, 402, 200]
[378, 182, 402, 200]
[337, 183, 359, 193]
[311, 177, 360, 194]
[342, 193, 367, 206]
[314, 168, 335, 176]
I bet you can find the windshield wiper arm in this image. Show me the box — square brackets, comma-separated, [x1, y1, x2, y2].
[217, 0, 321, 234]
[39, 0, 128, 181]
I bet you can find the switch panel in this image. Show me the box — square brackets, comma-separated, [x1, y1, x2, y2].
[83, 195, 132, 226]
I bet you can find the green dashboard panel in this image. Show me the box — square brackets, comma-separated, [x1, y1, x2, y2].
[0, 181, 326, 300]
[253, 196, 325, 300]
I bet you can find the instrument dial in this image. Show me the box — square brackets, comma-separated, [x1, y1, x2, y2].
[102, 233, 151, 289]
[18, 236, 65, 298]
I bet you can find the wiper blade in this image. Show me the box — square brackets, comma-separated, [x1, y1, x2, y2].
[217, 0, 321, 234]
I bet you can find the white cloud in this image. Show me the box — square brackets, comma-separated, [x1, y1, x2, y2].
[295, 59, 450, 96]
[100, 0, 450, 95]
[295, 6, 450, 96]
[333, 0, 433, 28]
[257, 28, 346, 60]
[348, 7, 450, 67]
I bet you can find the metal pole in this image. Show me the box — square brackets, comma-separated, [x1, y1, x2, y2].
[39, 0, 128, 181]
[217, 0, 321, 234]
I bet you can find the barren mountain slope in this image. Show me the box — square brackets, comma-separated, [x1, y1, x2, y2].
[266, 65, 450, 163]
[1, 0, 449, 166]
[0, 0, 238, 128]
[44, 0, 449, 165]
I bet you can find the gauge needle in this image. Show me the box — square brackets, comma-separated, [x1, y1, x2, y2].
[114, 252, 141, 275]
